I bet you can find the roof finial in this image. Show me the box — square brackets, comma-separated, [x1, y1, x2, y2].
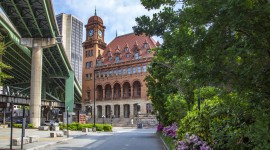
[95, 6, 97, 16]
[116, 30, 118, 37]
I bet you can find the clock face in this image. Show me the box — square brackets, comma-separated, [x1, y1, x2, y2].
[98, 30, 102, 37]
[89, 29, 94, 36]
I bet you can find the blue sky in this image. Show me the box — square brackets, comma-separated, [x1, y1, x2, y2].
[52, 0, 162, 43]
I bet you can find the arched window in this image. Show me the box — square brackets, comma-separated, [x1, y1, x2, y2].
[113, 83, 121, 99]
[133, 81, 141, 98]
[123, 82, 131, 98]
[105, 84, 112, 100]
[96, 85, 103, 100]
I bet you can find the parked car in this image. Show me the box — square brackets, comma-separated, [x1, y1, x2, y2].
[42, 120, 59, 126]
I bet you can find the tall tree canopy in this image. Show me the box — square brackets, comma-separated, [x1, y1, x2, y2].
[134, 0, 270, 117]
[134, 1, 270, 148]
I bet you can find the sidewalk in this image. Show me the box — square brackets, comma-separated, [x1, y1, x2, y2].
[0, 127, 154, 150]
[0, 127, 88, 150]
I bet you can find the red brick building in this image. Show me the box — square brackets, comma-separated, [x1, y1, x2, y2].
[82, 14, 157, 121]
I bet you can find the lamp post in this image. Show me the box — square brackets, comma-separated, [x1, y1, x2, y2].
[102, 115, 105, 126]
[66, 106, 69, 138]
[111, 115, 114, 126]
[21, 104, 26, 150]
[93, 70, 96, 128]
[9, 96, 14, 150]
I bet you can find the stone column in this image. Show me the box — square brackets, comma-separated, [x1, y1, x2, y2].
[20, 38, 56, 128]
[103, 89, 105, 101]
[102, 105, 105, 117]
[130, 103, 134, 118]
[140, 102, 147, 115]
[112, 88, 114, 100]
[119, 104, 124, 118]
[130, 87, 133, 99]
[111, 104, 114, 116]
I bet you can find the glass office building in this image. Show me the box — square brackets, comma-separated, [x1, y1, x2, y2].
[56, 13, 83, 86]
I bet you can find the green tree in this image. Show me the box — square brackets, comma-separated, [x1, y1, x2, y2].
[0, 42, 12, 85]
[134, 0, 270, 148]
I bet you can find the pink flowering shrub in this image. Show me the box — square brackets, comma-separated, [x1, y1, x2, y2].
[157, 124, 164, 132]
[162, 123, 178, 139]
[176, 134, 212, 150]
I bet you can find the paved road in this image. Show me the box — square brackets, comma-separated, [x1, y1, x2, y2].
[39, 128, 165, 150]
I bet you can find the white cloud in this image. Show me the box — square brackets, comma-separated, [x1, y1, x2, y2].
[52, 0, 162, 43]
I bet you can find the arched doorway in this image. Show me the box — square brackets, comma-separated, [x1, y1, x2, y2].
[105, 105, 111, 118]
[114, 105, 120, 118]
[97, 105, 102, 118]
[123, 104, 130, 118]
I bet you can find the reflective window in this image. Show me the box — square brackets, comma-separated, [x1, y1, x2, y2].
[143, 66, 147, 72]
[118, 69, 121, 75]
[138, 66, 141, 73]
[132, 67, 136, 74]
[134, 52, 139, 60]
[115, 55, 120, 63]
[123, 69, 126, 75]
[127, 68, 131, 74]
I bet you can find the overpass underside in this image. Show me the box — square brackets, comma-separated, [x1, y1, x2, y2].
[0, 0, 82, 127]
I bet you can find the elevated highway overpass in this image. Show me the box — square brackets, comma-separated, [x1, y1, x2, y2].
[0, 0, 82, 127]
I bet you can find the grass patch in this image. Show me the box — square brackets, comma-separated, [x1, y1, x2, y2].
[157, 131, 175, 150]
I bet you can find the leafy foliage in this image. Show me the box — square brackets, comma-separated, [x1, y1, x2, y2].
[59, 123, 112, 132]
[135, 0, 270, 148]
[0, 42, 13, 85]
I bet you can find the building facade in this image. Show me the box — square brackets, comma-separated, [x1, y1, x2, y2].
[82, 14, 157, 120]
[56, 13, 83, 86]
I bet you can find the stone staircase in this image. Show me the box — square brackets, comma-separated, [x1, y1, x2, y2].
[86, 114, 158, 127]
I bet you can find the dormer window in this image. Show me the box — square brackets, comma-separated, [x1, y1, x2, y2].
[134, 52, 139, 60]
[115, 55, 120, 63]
[126, 53, 130, 58]
[97, 60, 102, 65]
[143, 43, 148, 49]
[108, 57, 112, 61]
[124, 47, 129, 52]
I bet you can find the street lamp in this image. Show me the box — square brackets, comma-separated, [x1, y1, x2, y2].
[93, 71, 96, 128]
[9, 93, 14, 150]
[102, 115, 105, 126]
[111, 115, 115, 126]
[66, 106, 69, 138]
[21, 95, 26, 150]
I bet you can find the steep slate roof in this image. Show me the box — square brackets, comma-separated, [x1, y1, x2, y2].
[101, 33, 157, 65]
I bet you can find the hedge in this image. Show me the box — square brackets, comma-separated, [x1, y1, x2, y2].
[60, 122, 112, 132]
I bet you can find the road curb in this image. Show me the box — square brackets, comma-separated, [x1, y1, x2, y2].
[159, 135, 169, 150]
[26, 133, 87, 150]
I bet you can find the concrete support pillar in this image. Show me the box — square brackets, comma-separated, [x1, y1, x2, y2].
[20, 38, 56, 128]
[30, 46, 42, 127]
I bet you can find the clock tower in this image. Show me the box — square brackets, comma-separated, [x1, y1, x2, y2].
[82, 10, 106, 108]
